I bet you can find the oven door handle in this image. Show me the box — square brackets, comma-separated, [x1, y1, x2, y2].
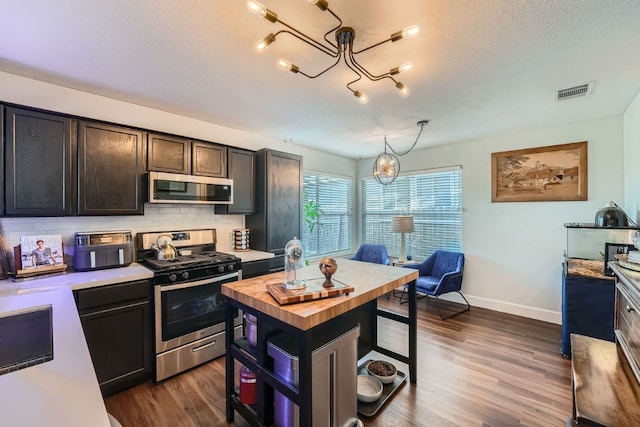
[158, 272, 238, 292]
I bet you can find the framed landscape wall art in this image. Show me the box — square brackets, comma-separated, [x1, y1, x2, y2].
[491, 141, 588, 202]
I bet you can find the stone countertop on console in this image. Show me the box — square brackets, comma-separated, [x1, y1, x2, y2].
[0, 263, 154, 427]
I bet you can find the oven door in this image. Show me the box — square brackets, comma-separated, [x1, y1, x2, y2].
[154, 272, 240, 354]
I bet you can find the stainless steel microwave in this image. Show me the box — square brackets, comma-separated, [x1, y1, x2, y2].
[147, 171, 233, 204]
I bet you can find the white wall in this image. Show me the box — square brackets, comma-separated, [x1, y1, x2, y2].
[624, 89, 640, 223]
[357, 115, 625, 324]
[0, 71, 355, 263]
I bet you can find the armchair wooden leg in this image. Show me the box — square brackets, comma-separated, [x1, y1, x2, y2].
[434, 291, 470, 320]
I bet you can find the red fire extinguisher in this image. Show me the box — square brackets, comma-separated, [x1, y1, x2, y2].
[239, 365, 257, 405]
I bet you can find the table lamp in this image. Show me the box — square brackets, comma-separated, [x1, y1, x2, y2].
[391, 215, 414, 263]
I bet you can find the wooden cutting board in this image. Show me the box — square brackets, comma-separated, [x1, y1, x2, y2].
[266, 277, 354, 305]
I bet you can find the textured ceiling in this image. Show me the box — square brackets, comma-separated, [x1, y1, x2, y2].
[1, 0, 640, 158]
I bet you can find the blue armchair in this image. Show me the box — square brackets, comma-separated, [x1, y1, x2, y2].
[400, 250, 469, 319]
[349, 244, 390, 266]
[350, 244, 391, 299]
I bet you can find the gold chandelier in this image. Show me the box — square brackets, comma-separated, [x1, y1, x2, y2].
[373, 120, 429, 185]
[247, 0, 420, 103]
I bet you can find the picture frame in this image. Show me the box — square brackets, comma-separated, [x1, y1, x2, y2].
[604, 242, 635, 276]
[19, 235, 64, 270]
[491, 141, 587, 202]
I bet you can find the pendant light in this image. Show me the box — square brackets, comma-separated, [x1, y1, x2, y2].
[373, 120, 429, 185]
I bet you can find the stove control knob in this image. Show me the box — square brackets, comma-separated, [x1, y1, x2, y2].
[227, 264, 235, 271]
[169, 273, 177, 282]
[218, 266, 225, 273]
[181, 272, 189, 280]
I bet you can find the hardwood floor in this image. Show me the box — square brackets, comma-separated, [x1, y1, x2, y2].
[104, 296, 572, 426]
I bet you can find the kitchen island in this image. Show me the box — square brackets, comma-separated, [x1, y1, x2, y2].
[222, 259, 419, 426]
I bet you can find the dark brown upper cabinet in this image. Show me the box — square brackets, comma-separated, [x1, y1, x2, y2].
[192, 141, 227, 178]
[147, 133, 191, 174]
[4, 107, 77, 216]
[147, 133, 227, 178]
[78, 121, 145, 215]
[215, 147, 255, 215]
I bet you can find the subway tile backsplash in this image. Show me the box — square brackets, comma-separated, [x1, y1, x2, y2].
[0, 204, 244, 267]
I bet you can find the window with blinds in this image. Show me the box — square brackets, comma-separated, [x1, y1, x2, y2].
[362, 166, 462, 260]
[302, 172, 353, 257]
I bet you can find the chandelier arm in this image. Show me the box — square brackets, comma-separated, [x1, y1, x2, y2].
[277, 30, 337, 57]
[296, 55, 342, 79]
[348, 52, 393, 81]
[384, 123, 426, 156]
[352, 38, 392, 55]
[276, 19, 338, 56]
[322, 8, 342, 50]
[343, 55, 364, 89]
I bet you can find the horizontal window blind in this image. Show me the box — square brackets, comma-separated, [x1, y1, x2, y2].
[362, 166, 462, 259]
[302, 172, 353, 257]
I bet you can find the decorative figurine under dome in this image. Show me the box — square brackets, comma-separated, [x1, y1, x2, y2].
[319, 257, 338, 288]
[284, 237, 306, 290]
[594, 201, 629, 227]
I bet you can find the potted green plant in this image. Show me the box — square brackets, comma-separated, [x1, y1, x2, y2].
[303, 199, 323, 234]
[303, 199, 323, 265]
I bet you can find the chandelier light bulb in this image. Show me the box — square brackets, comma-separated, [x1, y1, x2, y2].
[278, 58, 292, 70]
[247, 0, 277, 22]
[402, 25, 420, 39]
[354, 91, 368, 104]
[396, 82, 408, 95]
[398, 62, 413, 73]
[307, 0, 329, 10]
[391, 25, 420, 42]
[278, 59, 299, 73]
[390, 62, 413, 75]
[247, 0, 266, 16]
[255, 33, 276, 51]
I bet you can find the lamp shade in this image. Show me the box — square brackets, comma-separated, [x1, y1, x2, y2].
[391, 215, 414, 233]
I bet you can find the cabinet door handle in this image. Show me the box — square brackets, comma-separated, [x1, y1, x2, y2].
[192, 340, 216, 352]
[626, 305, 635, 313]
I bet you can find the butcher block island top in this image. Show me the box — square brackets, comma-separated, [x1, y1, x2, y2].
[222, 259, 418, 330]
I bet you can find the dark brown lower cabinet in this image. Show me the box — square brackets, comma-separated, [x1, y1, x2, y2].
[74, 280, 151, 397]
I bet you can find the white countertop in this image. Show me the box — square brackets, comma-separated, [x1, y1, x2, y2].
[0, 263, 153, 427]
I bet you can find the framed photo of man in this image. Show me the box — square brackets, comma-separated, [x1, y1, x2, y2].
[20, 235, 64, 269]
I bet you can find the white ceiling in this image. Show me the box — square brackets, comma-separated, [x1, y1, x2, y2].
[2, 0, 640, 159]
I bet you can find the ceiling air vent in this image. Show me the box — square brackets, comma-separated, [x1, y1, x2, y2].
[555, 81, 594, 101]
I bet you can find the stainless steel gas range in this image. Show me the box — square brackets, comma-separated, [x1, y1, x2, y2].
[137, 229, 243, 382]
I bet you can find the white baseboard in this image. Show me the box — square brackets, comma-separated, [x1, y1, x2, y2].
[463, 294, 561, 325]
